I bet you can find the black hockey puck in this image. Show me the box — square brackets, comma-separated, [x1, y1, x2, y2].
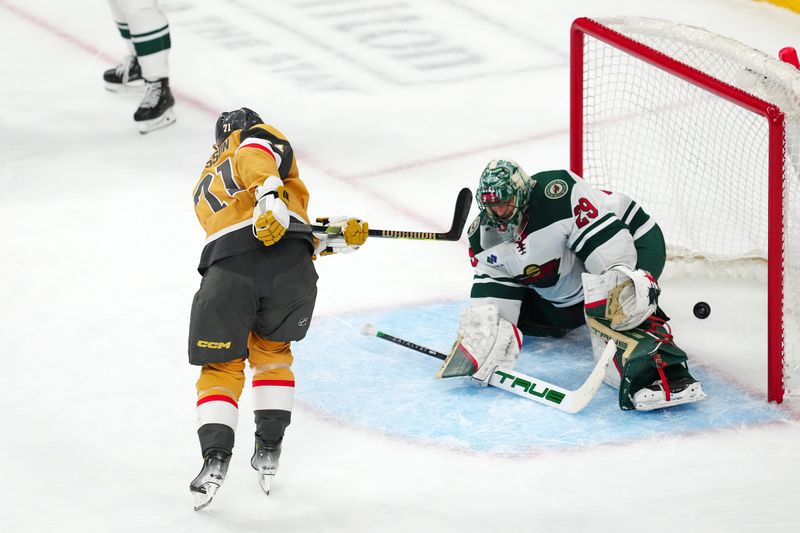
[693, 301, 711, 319]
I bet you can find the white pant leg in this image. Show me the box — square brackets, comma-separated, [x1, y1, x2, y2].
[106, 0, 136, 56]
[117, 0, 170, 81]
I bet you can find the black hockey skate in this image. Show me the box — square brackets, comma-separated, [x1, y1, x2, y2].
[103, 56, 143, 92]
[632, 375, 708, 411]
[189, 451, 230, 511]
[134, 77, 176, 134]
[251, 438, 282, 495]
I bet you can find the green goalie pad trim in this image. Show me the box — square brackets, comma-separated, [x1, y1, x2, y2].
[583, 299, 608, 320]
[435, 340, 477, 379]
[587, 317, 689, 410]
[619, 340, 688, 411]
[575, 221, 628, 263]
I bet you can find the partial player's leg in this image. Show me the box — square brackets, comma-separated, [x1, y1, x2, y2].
[190, 359, 245, 510]
[115, 0, 175, 132]
[247, 334, 295, 495]
[103, 0, 143, 91]
[187, 262, 258, 510]
[245, 241, 318, 494]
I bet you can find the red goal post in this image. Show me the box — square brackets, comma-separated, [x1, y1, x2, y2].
[570, 17, 800, 403]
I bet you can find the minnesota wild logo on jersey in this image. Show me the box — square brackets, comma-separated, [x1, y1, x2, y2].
[519, 259, 561, 288]
[469, 169, 647, 308]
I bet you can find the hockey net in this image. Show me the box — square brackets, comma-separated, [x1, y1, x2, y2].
[570, 17, 800, 403]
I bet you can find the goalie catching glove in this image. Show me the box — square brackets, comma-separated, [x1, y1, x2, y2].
[253, 176, 290, 246]
[582, 265, 660, 331]
[436, 304, 522, 385]
[313, 216, 368, 256]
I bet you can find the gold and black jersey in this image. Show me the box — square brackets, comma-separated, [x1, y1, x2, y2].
[192, 123, 312, 272]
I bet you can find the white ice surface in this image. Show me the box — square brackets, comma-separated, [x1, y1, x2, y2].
[1, 0, 799, 532]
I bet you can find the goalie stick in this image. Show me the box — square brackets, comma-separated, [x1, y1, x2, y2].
[360, 323, 616, 414]
[287, 187, 473, 241]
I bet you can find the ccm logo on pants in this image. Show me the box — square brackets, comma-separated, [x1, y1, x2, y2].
[197, 340, 232, 349]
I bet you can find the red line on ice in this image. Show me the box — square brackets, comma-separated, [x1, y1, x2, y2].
[0, 1, 565, 235]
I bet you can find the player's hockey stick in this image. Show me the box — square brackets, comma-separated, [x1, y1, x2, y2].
[287, 188, 473, 241]
[360, 323, 615, 414]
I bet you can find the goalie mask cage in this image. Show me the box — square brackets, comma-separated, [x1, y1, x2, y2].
[570, 17, 800, 403]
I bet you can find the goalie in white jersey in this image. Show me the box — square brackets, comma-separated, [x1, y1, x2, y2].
[440, 159, 707, 411]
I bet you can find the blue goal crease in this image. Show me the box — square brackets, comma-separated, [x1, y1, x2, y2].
[292, 301, 788, 453]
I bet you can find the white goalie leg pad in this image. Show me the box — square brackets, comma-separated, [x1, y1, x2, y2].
[458, 304, 522, 384]
[582, 265, 660, 331]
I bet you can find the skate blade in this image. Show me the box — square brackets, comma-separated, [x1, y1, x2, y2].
[192, 482, 220, 511]
[137, 108, 176, 134]
[258, 473, 275, 495]
[634, 387, 709, 411]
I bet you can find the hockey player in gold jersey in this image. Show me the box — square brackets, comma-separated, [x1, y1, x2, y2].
[187, 108, 368, 510]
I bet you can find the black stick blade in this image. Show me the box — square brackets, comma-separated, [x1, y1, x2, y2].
[286, 187, 473, 241]
[441, 187, 473, 240]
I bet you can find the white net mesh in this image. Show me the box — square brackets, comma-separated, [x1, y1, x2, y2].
[578, 17, 800, 398]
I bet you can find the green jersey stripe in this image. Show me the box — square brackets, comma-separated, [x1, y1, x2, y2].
[575, 221, 627, 263]
[570, 213, 615, 252]
[473, 275, 522, 286]
[632, 218, 657, 241]
[621, 201, 637, 224]
[627, 207, 650, 233]
[471, 281, 527, 300]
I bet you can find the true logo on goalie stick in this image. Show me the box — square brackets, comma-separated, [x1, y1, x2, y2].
[544, 179, 568, 199]
[494, 370, 566, 404]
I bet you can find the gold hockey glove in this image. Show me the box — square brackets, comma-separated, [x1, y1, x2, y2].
[253, 176, 290, 247]
[313, 216, 369, 256]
